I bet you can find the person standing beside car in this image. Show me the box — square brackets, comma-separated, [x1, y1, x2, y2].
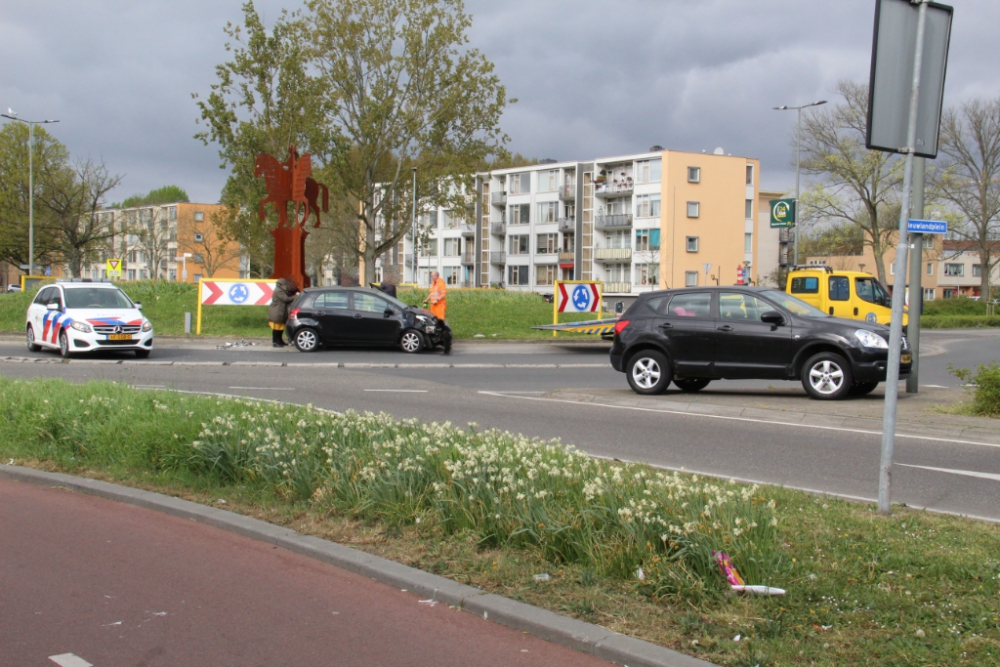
[268, 276, 300, 347]
[423, 270, 447, 320]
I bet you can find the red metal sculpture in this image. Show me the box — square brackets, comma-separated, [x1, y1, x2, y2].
[255, 146, 330, 287]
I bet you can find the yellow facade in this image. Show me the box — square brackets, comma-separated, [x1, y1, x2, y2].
[174, 203, 241, 282]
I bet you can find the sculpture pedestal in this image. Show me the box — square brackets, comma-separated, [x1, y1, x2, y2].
[269, 226, 310, 288]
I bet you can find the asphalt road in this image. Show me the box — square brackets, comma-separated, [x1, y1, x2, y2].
[0, 479, 612, 667]
[2, 330, 999, 521]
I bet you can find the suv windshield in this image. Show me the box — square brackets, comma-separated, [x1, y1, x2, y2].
[64, 288, 134, 309]
[760, 289, 829, 318]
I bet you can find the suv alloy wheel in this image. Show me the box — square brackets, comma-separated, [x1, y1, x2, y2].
[801, 352, 853, 400]
[626, 350, 671, 395]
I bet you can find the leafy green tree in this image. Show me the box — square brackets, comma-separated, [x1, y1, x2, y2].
[800, 81, 902, 284]
[118, 185, 190, 208]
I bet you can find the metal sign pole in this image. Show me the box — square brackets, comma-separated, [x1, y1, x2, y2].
[879, 0, 929, 516]
[906, 156, 926, 394]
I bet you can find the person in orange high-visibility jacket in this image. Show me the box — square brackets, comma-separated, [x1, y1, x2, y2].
[423, 270, 447, 320]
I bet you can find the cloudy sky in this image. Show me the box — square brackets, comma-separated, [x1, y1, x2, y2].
[1, 0, 997, 204]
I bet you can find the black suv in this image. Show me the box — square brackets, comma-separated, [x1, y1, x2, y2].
[610, 287, 911, 400]
[286, 287, 452, 353]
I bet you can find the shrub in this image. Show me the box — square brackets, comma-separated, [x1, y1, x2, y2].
[951, 363, 1000, 416]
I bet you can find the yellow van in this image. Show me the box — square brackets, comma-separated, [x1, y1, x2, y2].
[785, 266, 907, 327]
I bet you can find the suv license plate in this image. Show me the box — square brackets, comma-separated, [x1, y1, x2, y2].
[901, 353, 912, 364]
[108, 334, 133, 341]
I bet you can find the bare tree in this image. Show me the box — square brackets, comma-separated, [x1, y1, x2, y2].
[180, 208, 242, 278]
[800, 81, 902, 284]
[136, 207, 176, 280]
[935, 96, 1000, 300]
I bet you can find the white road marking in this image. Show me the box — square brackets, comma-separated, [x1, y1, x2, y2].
[478, 391, 1000, 450]
[228, 386, 295, 391]
[922, 384, 949, 389]
[49, 654, 93, 667]
[898, 464, 1000, 482]
[363, 389, 428, 393]
[131, 384, 166, 389]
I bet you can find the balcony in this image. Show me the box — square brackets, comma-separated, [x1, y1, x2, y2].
[558, 217, 575, 233]
[490, 192, 507, 207]
[461, 251, 475, 265]
[603, 282, 632, 294]
[535, 251, 558, 264]
[594, 181, 634, 198]
[490, 221, 506, 236]
[558, 184, 575, 201]
[558, 251, 575, 264]
[460, 223, 476, 237]
[594, 247, 633, 262]
[490, 251, 506, 265]
[595, 214, 633, 230]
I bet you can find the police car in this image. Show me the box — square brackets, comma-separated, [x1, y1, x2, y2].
[25, 281, 154, 358]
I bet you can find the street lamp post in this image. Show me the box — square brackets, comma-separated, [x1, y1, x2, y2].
[773, 100, 826, 267]
[175, 253, 192, 282]
[411, 167, 417, 284]
[1, 111, 60, 277]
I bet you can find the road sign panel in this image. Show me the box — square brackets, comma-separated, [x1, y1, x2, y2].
[907, 219, 947, 234]
[106, 259, 122, 277]
[555, 281, 601, 313]
[770, 199, 796, 228]
[199, 280, 276, 306]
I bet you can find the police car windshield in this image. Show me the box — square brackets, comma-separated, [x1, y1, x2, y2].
[759, 290, 829, 318]
[64, 288, 134, 309]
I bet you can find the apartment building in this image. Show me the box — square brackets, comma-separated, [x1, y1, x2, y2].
[80, 202, 240, 283]
[400, 148, 762, 302]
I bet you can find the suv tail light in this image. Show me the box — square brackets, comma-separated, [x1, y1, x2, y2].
[289, 308, 301, 320]
[614, 319, 630, 335]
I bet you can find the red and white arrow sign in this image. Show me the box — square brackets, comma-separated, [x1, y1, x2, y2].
[556, 282, 601, 313]
[200, 280, 278, 306]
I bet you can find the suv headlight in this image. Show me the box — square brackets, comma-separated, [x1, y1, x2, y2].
[855, 329, 888, 349]
[141, 320, 153, 332]
[70, 321, 93, 333]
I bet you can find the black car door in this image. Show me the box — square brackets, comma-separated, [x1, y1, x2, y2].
[347, 292, 402, 345]
[652, 291, 717, 377]
[714, 291, 793, 379]
[313, 291, 353, 344]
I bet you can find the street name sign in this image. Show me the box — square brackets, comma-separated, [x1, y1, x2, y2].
[907, 219, 947, 234]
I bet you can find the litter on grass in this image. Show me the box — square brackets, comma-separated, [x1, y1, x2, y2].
[713, 551, 786, 596]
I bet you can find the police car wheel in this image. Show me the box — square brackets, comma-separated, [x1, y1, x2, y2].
[26, 325, 41, 352]
[58, 331, 71, 359]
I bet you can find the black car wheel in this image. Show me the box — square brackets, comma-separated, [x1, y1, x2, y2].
[26, 325, 41, 352]
[626, 350, 671, 395]
[674, 378, 711, 393]
[801, 352, 853, 400]
[399, 329, 424, 354]
[849, 381, 879, 396]
[294, 328, 320, 352]
[58, 331, 71, 359]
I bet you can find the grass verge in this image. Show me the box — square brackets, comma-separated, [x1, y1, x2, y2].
[0, 282, 603, 340]
[2, 377, 998, 666]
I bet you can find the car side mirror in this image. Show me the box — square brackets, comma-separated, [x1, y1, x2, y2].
[135, 302, 143, 310]
[760, 310, 784, 325]
[384, 308, 394, 318]
[46, 302, 59, 311]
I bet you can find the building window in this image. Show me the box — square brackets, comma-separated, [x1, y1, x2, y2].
[606, 263, 629, 283]
[973, 264, 982, 277]
[606, 229, 631, 249]
[194, 232, 204, 243]
[686, 236, 699, 253]
[423, 210, 439, 228]
[927, 262, 933, 275]
[636, 263, 659, 287]
[636, 159, 662, 183]
[536, 265, 556, 286]
[423, 239, 438, 257]
[537, 202, 558, 224]
[193, 273, 203, 283]
[510, 173, 530, 194]
[746, 165, 754, 185]
[923, 288, 936, 301]
[744, 232, 752, 253]
[194, 211, 204, 222]
[537, 170, 558, 193]
[509, 235, 529, 255]
[193, 254, 204, 264]
[536, 233, 558, 254]
[943, 263, 964, 277]
[745, 199, 754, 219]
[943, 288, 957, 299]
[635, 194, 661, 217]
[508, 265, 529, 285]
[687, 166, 700, 183]
[685, 271, 698, 287]
[509, 203, 530, 225]
[687, 201, 700, 218]
[167, 207, 177, 221]
[127, 269, 137, 281]
[635, 229, 661, 251]
[443, 238, 461, 257]
[443, 266, 459, 285]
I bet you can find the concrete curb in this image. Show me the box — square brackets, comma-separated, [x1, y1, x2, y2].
[0, 356, 610, 370]
[0, 464, 716, 667]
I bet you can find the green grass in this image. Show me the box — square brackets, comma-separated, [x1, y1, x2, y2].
[3, 377, 999, 666]
[923, 298, 995, 317]
[0, 282, 603, 340]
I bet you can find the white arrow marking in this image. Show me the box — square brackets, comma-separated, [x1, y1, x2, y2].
[897, 463, 1000, 482]
[49, 654, 93, 667]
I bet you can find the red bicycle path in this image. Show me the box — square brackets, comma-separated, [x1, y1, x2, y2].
[0, 479, 614, 667]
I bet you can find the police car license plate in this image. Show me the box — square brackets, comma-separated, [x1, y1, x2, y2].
[108, 334, 133, 341]
[901, 353, 912, 364]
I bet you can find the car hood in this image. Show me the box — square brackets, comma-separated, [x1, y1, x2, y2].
[65, 308, 146, 325]
[407, 305, 437, 319]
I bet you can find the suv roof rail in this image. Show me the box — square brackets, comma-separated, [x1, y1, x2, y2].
[790, 264, 834, 273]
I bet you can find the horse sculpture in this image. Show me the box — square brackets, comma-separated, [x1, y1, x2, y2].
[254, 146, 329, 229]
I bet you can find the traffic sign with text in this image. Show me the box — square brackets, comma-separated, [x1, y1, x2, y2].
[907, 219, 947, 235]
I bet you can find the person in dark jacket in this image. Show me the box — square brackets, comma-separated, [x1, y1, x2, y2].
[268, 277, 300, 347]
[379, 277, 397, 298]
